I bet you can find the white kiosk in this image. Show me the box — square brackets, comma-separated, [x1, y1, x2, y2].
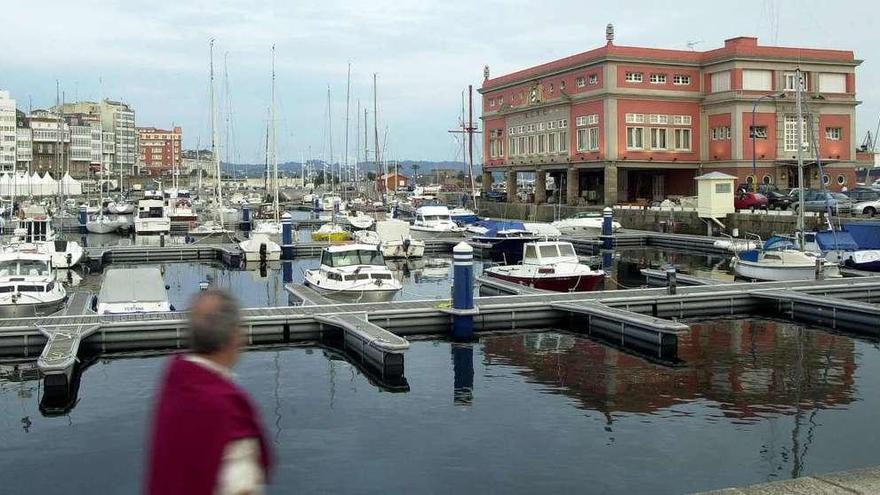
[694, 171, 737, 235]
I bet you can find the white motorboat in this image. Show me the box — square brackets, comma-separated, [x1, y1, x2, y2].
[252, 219, 283, 235]
[730, 247, 840, 281]
[551, 212, 622, 236]
[319, 193, 344, 212]
[485, 241, 606, 292]
[85, 214, 123, 234]
[188, 220, 234, 238]
[0, 251, 67, 317]
[134, 198, 171, 234]
[9, 214, 84, 268]
[410, 205, 464, 240]
[377, 219, 424, 259]
[95, 266, 173, 315]
[339, 211, 374, 230]
[239, 233, 282, 262]
[304, 244, 402, 302]
[107, 201, 135, 215]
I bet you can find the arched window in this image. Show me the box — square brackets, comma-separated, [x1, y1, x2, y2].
[822, 174, 831, 186]
[762, 175, 773, 185]
[836, 174, 847, 186]
[746, 175, 755, 185]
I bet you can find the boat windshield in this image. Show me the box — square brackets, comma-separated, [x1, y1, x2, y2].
[557, 243, 576, 257]
[423, 215, 450, 221]
[0, 259, 50, 277]
[322, 249, 384, 267]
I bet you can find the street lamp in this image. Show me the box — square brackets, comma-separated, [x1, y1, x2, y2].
[750, 92, 786, 190]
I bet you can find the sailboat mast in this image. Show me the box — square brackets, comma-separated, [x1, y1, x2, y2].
[271, 44, 279, 223]
[343, 63, 351, 190]
[467, 84, 477, 210]
[354, 99, 360, 186]
[209, 38, 223, 228]
[795, 67, 805, 250]
[263, 111, 269, 194]
[373, 73, 382, 200]
[327, 86, 333, 195]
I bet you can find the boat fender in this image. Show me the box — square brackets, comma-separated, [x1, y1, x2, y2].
[170, 304, 176, 311]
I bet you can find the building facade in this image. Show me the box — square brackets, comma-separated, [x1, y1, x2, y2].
[0, 91, 16, 172]
[137, 126, 182, 176]
[55, 99, 136, 178]
[479, 30, 861, 206]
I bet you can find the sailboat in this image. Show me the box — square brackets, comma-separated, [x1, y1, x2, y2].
[731, 69, 839, 281]
[86, 167, 122, 234]
[240, 44, 282, 260]
[191, 39, 234, 239]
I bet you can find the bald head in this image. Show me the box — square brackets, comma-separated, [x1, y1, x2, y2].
[188, 290, 241, 356]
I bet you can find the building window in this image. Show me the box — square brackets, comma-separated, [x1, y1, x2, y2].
[672, 74, 691, 85]
[527, 136, 535, 154]
[576, 116, 587, 127]
[711, 126, 731, 140]
[508, 127, 515, 136]
[650, 128, 668, 150]
[537, 134, 546, 154]
[577, 128, 587, 152]
[489, 98, 495, 108]
[576, 77, 586, 88]
[672, 115, 692, 126]
[548, 83, 554, 93]
[527, 124, 536, 133]
[783, 72, 808, 92]
[822, 174, 831, 186]
[559, 119, 568, 129]
[742, 69, 773, 91]
[648, 114, 668, 125]
[650, 74, 667, 84]
[587, 127, 598, 151]
[762, 175, 773, 185]
[750, 125, 768, 139]
[625, 113, 646, 124]
[674, 128, 691, 151]
[587, 114, 599, 125]
[499, 97, 504, 106]
[548, 133, 557, 153]
[509, 137, 517, 156]
[560, 80, 566, 90]
[625, 72, 643, 83]
[588, 74, 598, 85]
[538, 122, 545, 131]
[517, 125, 524, 134]
[711, 71, 731, 92]
[783, 115, 809, 152]
[548, 121, 556, 130]
[518, 137, 526, 155]
[819, 73, 846, 93]
[626, 127, 644, 150]
[826, 127, 842, 140]
[558, 131, 568, 152]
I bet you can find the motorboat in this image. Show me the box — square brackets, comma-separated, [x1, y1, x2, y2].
[467, 219, 539, 265]
[410, 205, 464, 240]
[134, 197, 171, 234]
[449, 207, 479, 225]
[730, 236, 840, 281]
[107, 200, 135, 215]
[188, 220, 233, 238]
[9, 214, 84, 268]
[167, 197, 198, 223]
[318, 193, 344, 212]
[804, 231, 880, 272]
[85, 214, 123, 234]
[239, 233, 282, 262]
[377, 219, 424, 259]
[552, 211, 622, 236]
[304, 244, 402, 302]
[252, 219, 283, 235]
[484, 240, 605, 292]
[0, 251, 67, 317]
[338, 211, 375, 230]
[94, 266, 173, 315]
[311, 223, 351, 242]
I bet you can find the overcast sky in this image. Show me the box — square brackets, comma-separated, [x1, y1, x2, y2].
[2, 0, 876, 163]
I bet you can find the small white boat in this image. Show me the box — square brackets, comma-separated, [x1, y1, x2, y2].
[239, 233, 282, 262]
[377, 219, 424, 259]
[95, 266, 173, 315]
[188, 221, 233, 238]
[304, 244, 402, 302]
[731, 249, 840, 281]
[134, 198, 171, 234]
[107, 201, 135, 215]
[484, 240, 605, 292]
[410, 206, 464, 240]
[551, 212, 621, 236]
[9, 215, 84, 268]
[340, 211, 374, 230]
[0, 251, 67, 317]
[252, 219, 283, 235]
[85, 214, 122, 234]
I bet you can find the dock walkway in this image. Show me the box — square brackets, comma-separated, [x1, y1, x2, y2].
[36, 292, 98, 389]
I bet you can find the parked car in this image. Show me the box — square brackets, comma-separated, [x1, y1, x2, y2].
[484, 190, 507, 202]
[788, 189, 853, 214]
[845, 187, 880, 203]
[755, 185, 792, 210]
[853, 198, 880, 216]
[734, 190, 768, 210]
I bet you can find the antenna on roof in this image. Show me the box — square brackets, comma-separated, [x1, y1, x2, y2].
[686, 40, 703, 51]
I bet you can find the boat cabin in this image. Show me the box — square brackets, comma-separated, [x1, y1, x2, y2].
[0, 254, 56, 294]
[137, 198, 166, 219]
[522, 241, 579, 266]
[95, 266, 172, 314]
[320, 244, 386, 268]
[414, 206, 452, 225]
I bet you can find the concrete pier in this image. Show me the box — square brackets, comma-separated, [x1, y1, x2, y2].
[697, 465, 880, 494]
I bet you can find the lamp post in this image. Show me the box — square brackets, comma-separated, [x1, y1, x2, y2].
[750, 92, 786, 190]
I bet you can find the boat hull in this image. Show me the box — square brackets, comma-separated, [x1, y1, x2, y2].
[135, 218, 172, 234]
[486, 270, 604, 292]
[409, 227, 463, 240]
[381, 241, 425, 260]
[312, 232, 351, 242]
[731, 259, 820, 281]
[0, 295, 67, 318]
[303, 280, 399, 303]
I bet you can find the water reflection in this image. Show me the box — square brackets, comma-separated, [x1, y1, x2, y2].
[482, 319, 855, 420]
[451, 343, 474, 405]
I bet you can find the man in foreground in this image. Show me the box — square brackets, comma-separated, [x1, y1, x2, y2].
[147, 290, 273, 494]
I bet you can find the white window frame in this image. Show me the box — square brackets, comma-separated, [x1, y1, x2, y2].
[508, 127, 515, 136]
[586, 114, 599, 125]
[508, 137, 517, 156]
[559, 119, 568, 129]
[648, 114, 669, 125]
[710, 71, 731, 93]
[576, 76, 586, 88]
[818, 73, 847, 94]
[672, 74, 691, 85]
[674, 128, 692, 151]
[538, 122, 545, 131]
[588, 74, 598, 85]
[548, 132, 557, 153]
[575, 116, 587, 127]
[784, 115, 809, 152]
[576, 128, 588, 152]
[625, 72, 643, 83]
[537, 134, 546, 154]
[826, 127, 842, 141]
[547, 121, 556, 130]
[650, 128, 668, 150]
[742, 69, 773, 91]
[650, 73, 667, 84]
[558, 131, 568, 152]
[626, 127, 644, 150]
[672, 115, 692, 126]
[587, 127, 599, 151]
[783, 72, 808, 92]
[625, 113, 646, 124]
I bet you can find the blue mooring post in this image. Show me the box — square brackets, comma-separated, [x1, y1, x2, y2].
[241, 205, 251, 232]
[452, 242, 474, 341]
[281, 215, 294, 260]
[601, 206, 614, 250]
[313, 196, 320, 212]
[282, 260, 293, 284]
[78, 205, 88, 234]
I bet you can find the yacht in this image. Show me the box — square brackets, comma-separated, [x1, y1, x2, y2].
[85, 214, 123, 234]
[134, 197, 171, 234]
[304, 244, 402, 302]
[338, 211, 375, 230]
[239, 233, 282, 262]
[0, 251, 67, 317]
[484, 240, 605, 292]
[94, 266, 173, 315]
[410, 205, 464, 240]
[9, 213, 84, 268]
[552, 211, 622, 236]
[467, 219, 538, 265]
[730, 236, 840, 281]
[377, 219, 424, 259]
[311, 223, 351, 242]
[449, 207, 479, 225]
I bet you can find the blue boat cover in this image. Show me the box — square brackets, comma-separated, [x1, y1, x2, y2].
[739, 249, 760, 262]
[844, 222, 880, 249]
[471, 219, 526, 238]
[814, 231, 860, 251]
[764, 235, 797, 251]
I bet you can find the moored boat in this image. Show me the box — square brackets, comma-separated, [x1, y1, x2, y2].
[484, 240, 605, 292]
[410, 205, 464, 240]
[304, 244, 402, 302]
[311, 223, 351, 242]
[239, 233, 282, 262]
[0, 251, 67, 317]
[95, 267, 173, 315]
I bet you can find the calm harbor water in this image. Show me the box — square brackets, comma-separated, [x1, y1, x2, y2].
[1, 319, 878, 494]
